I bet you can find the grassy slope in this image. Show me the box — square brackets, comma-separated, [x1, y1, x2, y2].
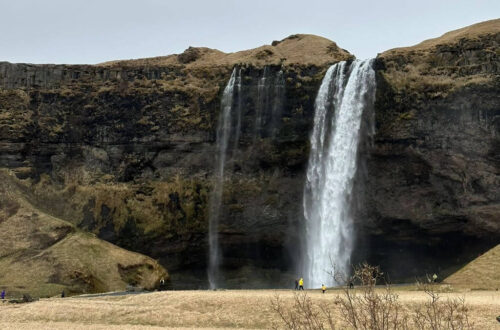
[0, 170, 167, 298]
[381, 18, 500, 55]
[445, 244, 500, 289]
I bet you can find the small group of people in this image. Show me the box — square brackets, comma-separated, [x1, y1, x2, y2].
[294, 278, 304, 290]
[294, 278, 328, 294]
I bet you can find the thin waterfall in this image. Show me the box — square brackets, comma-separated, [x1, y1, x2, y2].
[303, 59, 376, 288]
[208, 68, 238, 289]
[208, 66, 286, 288]
[254, 66, 270, 138]
[233, 68, 243, 150]
[270, 69, 285, 138]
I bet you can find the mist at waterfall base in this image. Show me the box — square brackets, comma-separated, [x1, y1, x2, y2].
[302, 60, 376, 289]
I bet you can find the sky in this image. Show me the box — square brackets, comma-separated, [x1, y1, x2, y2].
[0, 0, 498, 64]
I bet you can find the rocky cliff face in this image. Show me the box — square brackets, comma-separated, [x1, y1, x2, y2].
[0, 22, 498, 289]
[361, 19, 500, 279]
[0, 34, 353, 288]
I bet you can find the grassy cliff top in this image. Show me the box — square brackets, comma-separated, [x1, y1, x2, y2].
[377, 19, 499, 98]
[381, 18, 500, 57]
[100, 34, 353, 68]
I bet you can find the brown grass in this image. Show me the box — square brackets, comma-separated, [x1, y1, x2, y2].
[445, 245, 500, 290]
[382, 19, 500, 55]
[0, 170, 167, 297]
[0, 289, 498, 329]
[99, 34, 353, 68]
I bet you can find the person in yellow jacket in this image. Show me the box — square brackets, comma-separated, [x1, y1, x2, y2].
[298, 278, 304, 290]
[321, 284, 326, 294]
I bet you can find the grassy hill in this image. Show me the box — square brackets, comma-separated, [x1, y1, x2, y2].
[0, 170, 167, 298]
[100, 33, 353, 68]
[445, 244, 500, 289]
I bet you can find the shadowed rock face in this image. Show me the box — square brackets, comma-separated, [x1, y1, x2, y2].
[0, 24, 498, 288]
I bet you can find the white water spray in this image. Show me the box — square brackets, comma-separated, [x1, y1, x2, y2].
[303, 59, 375, 288]
[208, 68, 238, 289]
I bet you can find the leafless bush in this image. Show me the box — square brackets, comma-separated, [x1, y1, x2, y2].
[271, 263, 475, 330]
[413, 280, 473, 330]
[334, 263, 410, 330]
[271, 292, 335, 330]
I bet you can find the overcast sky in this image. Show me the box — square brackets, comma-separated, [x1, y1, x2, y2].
[1, 0, 498, 64]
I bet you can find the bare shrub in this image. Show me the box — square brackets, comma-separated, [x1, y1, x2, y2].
[271, 263, 475, 330]
[334, 263, 410, 330]
[413, 279, 474, 330]
[271, 293, 335, 330]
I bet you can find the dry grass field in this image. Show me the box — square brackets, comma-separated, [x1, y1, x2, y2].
[0, 288, 499, 329]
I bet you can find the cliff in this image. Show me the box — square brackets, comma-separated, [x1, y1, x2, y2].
[0, 34, 352, 289]
[0, 22, 498, 289]
[364, 19, 499, 278]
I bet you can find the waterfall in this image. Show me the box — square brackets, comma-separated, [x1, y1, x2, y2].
[208, 68, 239, 289]
[254, 66, 270, 138]
[303, 59, 375, 288]
[254, 66, 285, 139]
[270, 70, 285, 138]
[208, 66, 286, 289]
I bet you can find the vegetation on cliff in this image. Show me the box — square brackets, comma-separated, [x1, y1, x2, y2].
[0, 170, 167, 297]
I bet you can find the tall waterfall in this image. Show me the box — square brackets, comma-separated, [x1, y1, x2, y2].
[208, 68, 239, 289]
[303, 59, 375, 288]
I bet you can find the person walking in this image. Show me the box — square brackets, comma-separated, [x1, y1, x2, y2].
[321, 284, 326, 294]
[1, 289, 5, 300]
[294, 279, 299, 290]
[299, 278, 304, 290]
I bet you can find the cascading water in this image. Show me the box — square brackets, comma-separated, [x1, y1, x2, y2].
[302, 59, 376, 288]
[270, 70, 285, 138]
[208, 68, 238, 289]
[254, 66, 270, 138]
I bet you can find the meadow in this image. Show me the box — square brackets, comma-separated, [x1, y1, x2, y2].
[0, 287, 499, 329]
